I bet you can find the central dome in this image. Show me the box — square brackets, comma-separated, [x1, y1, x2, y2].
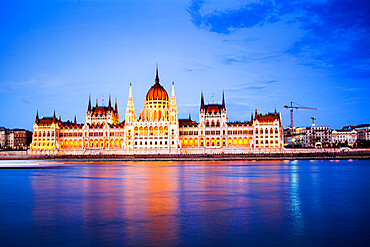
[145, 67, 169, 102]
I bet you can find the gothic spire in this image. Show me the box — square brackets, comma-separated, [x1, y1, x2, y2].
[35, 110, 39, 124]
[171, 82, 175, 98]
[200, 92, 204, 109]
[155, 64, 159, 84]
[125, 83, 135, 124]
[88, 95, 91, 111]
[115, 98, 118, 113]
[108, 94, 112, 111]
[74, 115, 77, 124]
[96, 98, 98, 107]
[222, 91, 225, 109]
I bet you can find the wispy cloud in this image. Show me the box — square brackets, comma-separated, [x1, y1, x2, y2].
[225, 79, 277, 93]
[335, 86, 363, 92]
[187, 0, 370, 78]
[222, 53, 282, 65]
[17, 96, 31, 105]
[187, 0, 275, 34]
[340, 97, 367, 105]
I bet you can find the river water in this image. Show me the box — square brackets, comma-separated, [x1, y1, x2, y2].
[0, 159, 369, 246]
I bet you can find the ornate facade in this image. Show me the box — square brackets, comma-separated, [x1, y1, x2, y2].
[29, 67, 284, 155]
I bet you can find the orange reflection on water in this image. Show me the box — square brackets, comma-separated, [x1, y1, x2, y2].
[29, 160, 301, 244]
[122, 162, 180, 246]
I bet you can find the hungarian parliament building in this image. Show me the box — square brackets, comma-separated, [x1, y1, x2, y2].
[29, 68, 284, 155]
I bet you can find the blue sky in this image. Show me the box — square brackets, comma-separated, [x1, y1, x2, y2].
[0, 0, 369, 130]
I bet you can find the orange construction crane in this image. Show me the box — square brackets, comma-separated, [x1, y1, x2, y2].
[284, 102, 317, 129]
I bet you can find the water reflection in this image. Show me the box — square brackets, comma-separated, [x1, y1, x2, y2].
[1, 160, 364, 246]
[289, 162, 304, 233]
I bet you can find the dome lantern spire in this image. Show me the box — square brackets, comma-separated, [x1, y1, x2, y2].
[145, 66, 169, 102]
[155, 63, 159, 84]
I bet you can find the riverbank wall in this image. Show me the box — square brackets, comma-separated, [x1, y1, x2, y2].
[1, 149, 370, 161]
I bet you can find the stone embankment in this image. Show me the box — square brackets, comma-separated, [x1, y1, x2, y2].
[1, 149, 370, 161]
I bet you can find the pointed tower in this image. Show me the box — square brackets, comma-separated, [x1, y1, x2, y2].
[35, 110, 39, 124]
[52, 110, 57, 124]
[199, 92, 206, 126]
[169, 82, 178, 124]
[108, 95, 112, 111]
[171, 82, 176, 99]
[115, 98, 118, 113]
[220, 91, 227, 125]
[155, 63, 159, 84]
[74, 115, 77, 125]
[88, 95, 91, 111]
[168, 81, 179, 149]
[200, 92, 204, 109]
[125, 83, 135, 149]
[96, 99, 98, 107]
[125, 83, 135, 124]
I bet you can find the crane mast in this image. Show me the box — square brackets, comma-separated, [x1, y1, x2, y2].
[284, 102, 317, 130]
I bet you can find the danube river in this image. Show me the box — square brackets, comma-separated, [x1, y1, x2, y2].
[1, 159, 369, 246]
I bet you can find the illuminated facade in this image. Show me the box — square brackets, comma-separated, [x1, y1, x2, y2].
[29, 67, 283, 155]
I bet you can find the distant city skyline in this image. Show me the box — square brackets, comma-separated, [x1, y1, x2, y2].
[1, 0, 369, 130]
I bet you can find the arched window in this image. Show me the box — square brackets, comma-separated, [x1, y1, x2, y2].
[153, 110, 157, 121]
